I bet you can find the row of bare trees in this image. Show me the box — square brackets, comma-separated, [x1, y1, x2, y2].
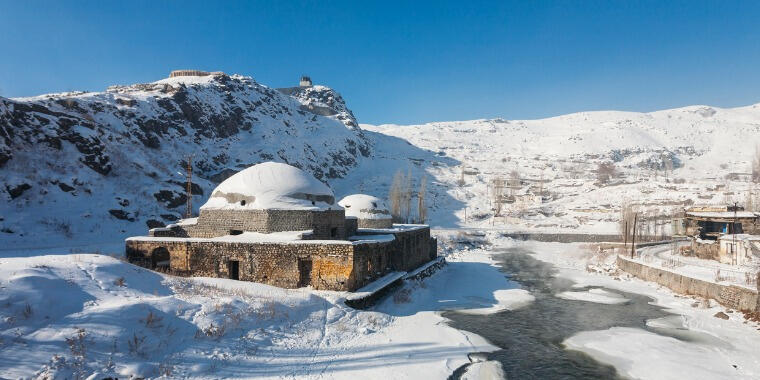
[389, 169, 427, 223]
[619, 201, 673, 244]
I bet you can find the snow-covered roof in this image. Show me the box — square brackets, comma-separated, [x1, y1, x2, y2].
[338, 194, 391, 220]
[200, 162, 339, 211]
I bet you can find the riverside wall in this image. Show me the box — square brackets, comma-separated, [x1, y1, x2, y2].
[616, 255, 759, 312]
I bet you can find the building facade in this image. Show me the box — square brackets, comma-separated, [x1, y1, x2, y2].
[126, 162, 437, 291]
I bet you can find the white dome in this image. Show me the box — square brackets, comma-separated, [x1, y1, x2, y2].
[200, 162, 337, 210]
[338, 194, 392, 220]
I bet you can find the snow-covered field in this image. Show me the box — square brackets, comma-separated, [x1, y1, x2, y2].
[0, 235, 526, 379]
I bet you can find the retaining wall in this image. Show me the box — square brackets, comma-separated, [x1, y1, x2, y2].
[617, 255, 759, 312]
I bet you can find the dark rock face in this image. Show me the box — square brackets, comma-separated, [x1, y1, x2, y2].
[109, 209, 135, 222]
[153, 190, 187, 209]
[0, 74, 372, 246]
[6, 183, 31, 199]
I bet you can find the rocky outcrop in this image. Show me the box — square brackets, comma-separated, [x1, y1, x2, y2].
[0, 74, 372, 247]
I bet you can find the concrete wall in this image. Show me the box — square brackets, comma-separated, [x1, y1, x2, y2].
[617, 256, 758, 312]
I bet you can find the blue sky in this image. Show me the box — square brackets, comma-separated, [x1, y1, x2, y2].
[1, 1, 759, 124]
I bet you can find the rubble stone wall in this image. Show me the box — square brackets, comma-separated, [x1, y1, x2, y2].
[617, 255, 758, 312]
[358, 218, 393, 229]
[160, 209, 346, 239]
[126, 239, 360, 290]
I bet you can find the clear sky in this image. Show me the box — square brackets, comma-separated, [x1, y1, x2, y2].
[1, 1, 759, 125]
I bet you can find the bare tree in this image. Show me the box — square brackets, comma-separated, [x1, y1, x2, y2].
[752, 146, 760, 183]
[389, 170, 404, 222]
[619, 201, 635, 244]
[403, 169, 413, 223]
[508, 169, 520, 197]
[417, 174, 427, 223]
[457, 164, 466, 186]
[596, 162, 617, 184]
[492, 176, 506, 217]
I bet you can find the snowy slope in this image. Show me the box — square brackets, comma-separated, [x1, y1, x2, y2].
[0, 238, 511, 379]
[364, 103, 760, 233]
[0, 74, 372, 250]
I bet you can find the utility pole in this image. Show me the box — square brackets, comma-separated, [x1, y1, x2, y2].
[630, 213, 638, 259]
[624, 220, 628, 249]
[733, 201, 738, 265]
[185, 155, 193, 219]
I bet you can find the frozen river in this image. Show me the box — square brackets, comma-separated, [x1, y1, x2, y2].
[446, 246, 684, 379]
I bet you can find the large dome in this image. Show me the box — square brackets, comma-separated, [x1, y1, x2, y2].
[338, 194, 392, 220]
[200, 162, 337, 210]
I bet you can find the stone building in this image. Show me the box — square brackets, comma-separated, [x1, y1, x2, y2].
[126, 162, 437, 291]
[682, 205, 760, 239]
[299, 75, 312, 87]
[338, 194, 393, 229]
[682, 205, 760, 265]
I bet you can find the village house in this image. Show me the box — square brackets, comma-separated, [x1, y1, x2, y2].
[125, 162, 437, 291]
[681, 205, 760, 265]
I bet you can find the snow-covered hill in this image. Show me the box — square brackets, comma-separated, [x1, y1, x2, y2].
[0, 74, 376, 249]
[365, 103, 760, 233]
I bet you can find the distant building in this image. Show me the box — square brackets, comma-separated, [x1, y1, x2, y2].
[682, 205, 759, 240]
[125, 162, 437, 291]
[169, 70, 225, 78]
[300, 75, 312, 87]
[681, 204, 760, 265]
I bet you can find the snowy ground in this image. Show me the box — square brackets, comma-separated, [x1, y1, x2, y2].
[0, 235, 529, 379]
[493, 238, 760, 380]
[364, 104, 760, 234]
[634, 243, 758, 290]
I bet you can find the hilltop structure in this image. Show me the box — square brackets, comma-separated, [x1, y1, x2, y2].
[299, 75, 312, 87]
[126, 162, 437, 291]
[169, 70, 225, 78]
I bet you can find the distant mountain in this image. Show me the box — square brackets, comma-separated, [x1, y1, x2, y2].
[0, 73, 371, 249]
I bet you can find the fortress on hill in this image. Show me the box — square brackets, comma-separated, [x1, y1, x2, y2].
[125, 162, 437, 291]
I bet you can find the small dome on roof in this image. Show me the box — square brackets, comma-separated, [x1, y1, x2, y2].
[200, 162, 336, 210]
[338, 194, 391, 220]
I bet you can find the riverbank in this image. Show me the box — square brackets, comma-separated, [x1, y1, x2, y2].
[498, 238, 760, 380]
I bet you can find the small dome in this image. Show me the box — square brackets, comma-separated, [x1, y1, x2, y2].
[338, 194, 391, 220]
[200, 162, 336, 210]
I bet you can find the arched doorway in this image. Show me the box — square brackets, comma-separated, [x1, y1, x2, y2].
[150, 247, 170, 270]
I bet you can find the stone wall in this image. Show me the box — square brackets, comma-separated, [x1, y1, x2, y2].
[617, 255, 758, 312]
[127, 239, 360, 290]
[358, 218, 393, 229]
[345, 217, 358, 237]
[692, 239, 720, 261]
[126, 224, 439, 292]
[164, 209, 346, 239]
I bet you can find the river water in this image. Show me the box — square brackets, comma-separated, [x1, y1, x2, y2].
[446, 246, 676, 379]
